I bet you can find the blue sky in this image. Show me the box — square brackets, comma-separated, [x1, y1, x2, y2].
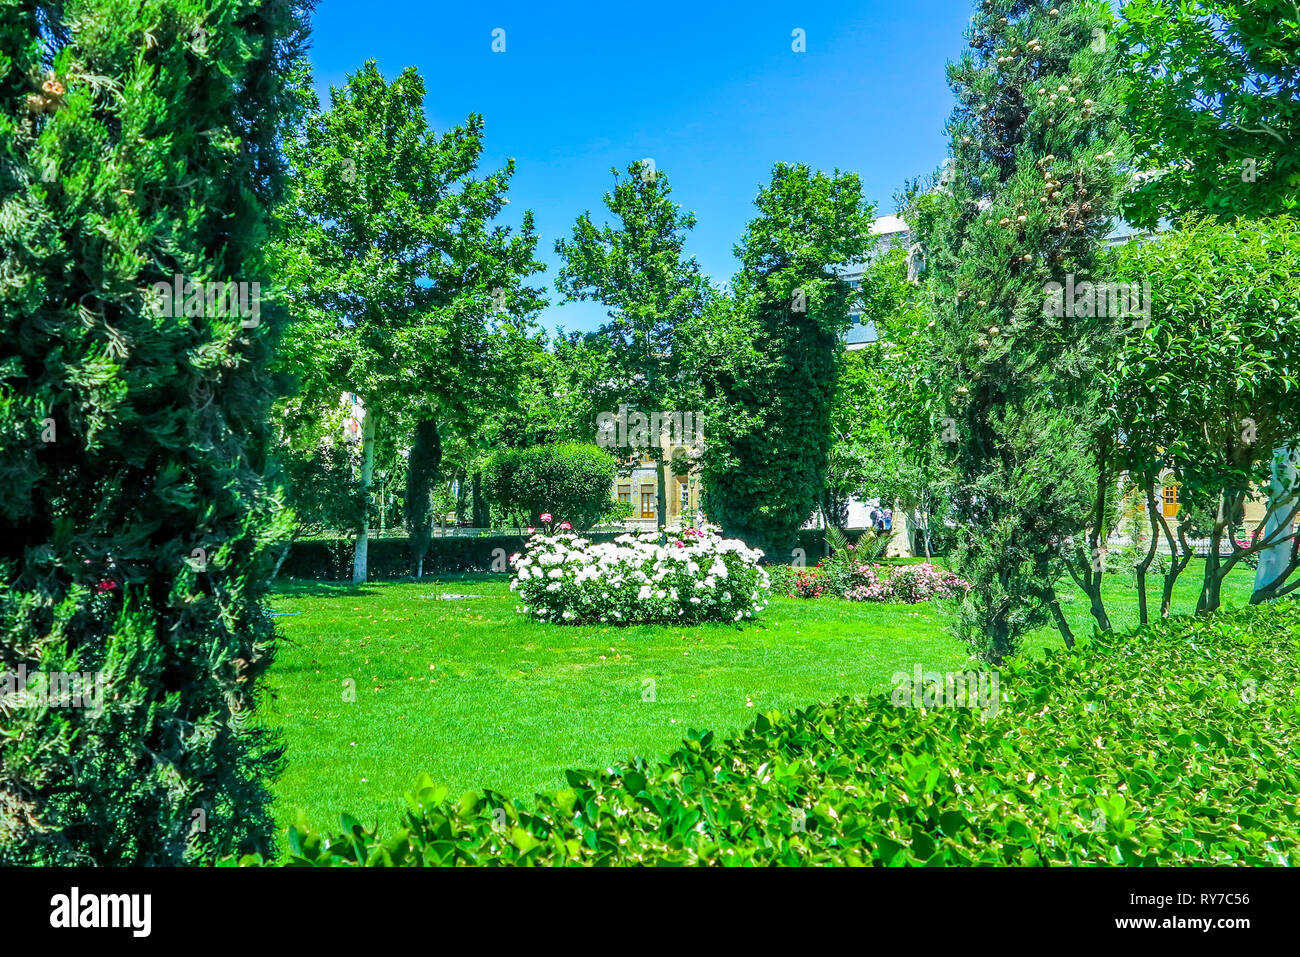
[307, 0, 976, 334]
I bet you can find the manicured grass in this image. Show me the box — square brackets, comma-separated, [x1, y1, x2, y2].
[261, 561, 1257, 841]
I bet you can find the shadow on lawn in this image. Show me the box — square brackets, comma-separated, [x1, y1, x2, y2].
[271, 571, 507, 598]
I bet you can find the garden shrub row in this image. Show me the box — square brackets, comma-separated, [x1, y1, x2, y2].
[282, 527, 883, 581]
[232, 600, 1300, 866]
[281, 533, 618, 580]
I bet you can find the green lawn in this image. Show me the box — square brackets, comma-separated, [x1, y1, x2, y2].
[262, 561, 1258, 841]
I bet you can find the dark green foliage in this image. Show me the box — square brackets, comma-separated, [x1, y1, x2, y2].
[482, 441, 617, 530]
[232, 600, 1300, 866]
[0, 0, 310, 863]
[909, 0, 1130, 661]
[280, 532, 645, 580]
[700, 165, 875, 558]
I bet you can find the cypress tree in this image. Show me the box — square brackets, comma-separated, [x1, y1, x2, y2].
[0, 0, 309, 864]
[908, 0, 1129, 662]
[702, 164, 875, 558]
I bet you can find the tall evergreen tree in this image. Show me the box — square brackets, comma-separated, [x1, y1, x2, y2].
[0, 0, 310, 863]
[699, 164, 875, 557]
[909, 0, 1129, 661]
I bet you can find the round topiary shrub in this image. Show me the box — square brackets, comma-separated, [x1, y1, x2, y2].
[483, 442, 617, 530]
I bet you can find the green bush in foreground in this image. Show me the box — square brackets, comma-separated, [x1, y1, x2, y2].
[236, 601, 1300, 866]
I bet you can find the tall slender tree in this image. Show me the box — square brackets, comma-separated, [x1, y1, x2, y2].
[909, 0, 1129, 661]
[0, 0, 310, 864]
[699, 164, 875, 557]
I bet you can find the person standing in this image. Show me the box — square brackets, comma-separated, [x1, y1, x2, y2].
[883, 508, 893, 532]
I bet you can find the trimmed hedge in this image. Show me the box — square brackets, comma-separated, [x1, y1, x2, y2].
[234, 600, 1300, 866]
[282, 527, 890, 581]
[280, 533, 622, 580]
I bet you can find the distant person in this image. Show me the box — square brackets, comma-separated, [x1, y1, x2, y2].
[883, 508, 893, 532]
[868, 506, 880, 530]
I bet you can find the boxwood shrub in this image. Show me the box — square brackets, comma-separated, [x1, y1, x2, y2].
[235, 601, 1300, 866]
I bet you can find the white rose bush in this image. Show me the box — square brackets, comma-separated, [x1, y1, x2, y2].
[510, 524, 771, 625]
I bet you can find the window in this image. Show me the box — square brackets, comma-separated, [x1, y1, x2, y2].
[617, 486, 631, 504]
[640, 491, 656, 519]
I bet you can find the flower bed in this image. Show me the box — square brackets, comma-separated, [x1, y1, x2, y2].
[510, 525, 770, 624]
[844, 562, 969, 603]
[789, 568, 828, 599]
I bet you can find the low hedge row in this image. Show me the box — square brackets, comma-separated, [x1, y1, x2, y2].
[232, 599, 1300, 866]
[281, 534, 616, 580]
[281, 528, 874, 580]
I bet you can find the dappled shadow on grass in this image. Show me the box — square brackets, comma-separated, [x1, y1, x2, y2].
[272, 571, 510, 599]
[271, 579, 383, 599]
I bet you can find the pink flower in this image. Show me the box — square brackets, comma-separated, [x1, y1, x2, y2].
[96, 580, 117, 593]
[558, 521, 572, 530]
[540, 512, 553, 523]
[526, 526, 536, 533]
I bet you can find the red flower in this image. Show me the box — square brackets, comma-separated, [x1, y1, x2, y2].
[540, 512, 553, 523]
[96, 580, 117, 593]
[558, 521, 572, 530]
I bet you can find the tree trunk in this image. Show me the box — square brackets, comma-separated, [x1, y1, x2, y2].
[405, 416, 441, 578]
[1152, 487, 1192, 618]
[270, 536, 294, 584]
[922, 496, 932, 560]
[1133, 482, 1161, 626]
[1196, 493, 1229, 615]
[655, 452, 667, 529]
[472, 470, 489, 527]
[1043, 585, 1075, 649]
[1081, 435, 1112, 632]
[1159, 513, 1194, 618]
[1253, 443, 1299, 601]
[352, 407, 378, 585]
